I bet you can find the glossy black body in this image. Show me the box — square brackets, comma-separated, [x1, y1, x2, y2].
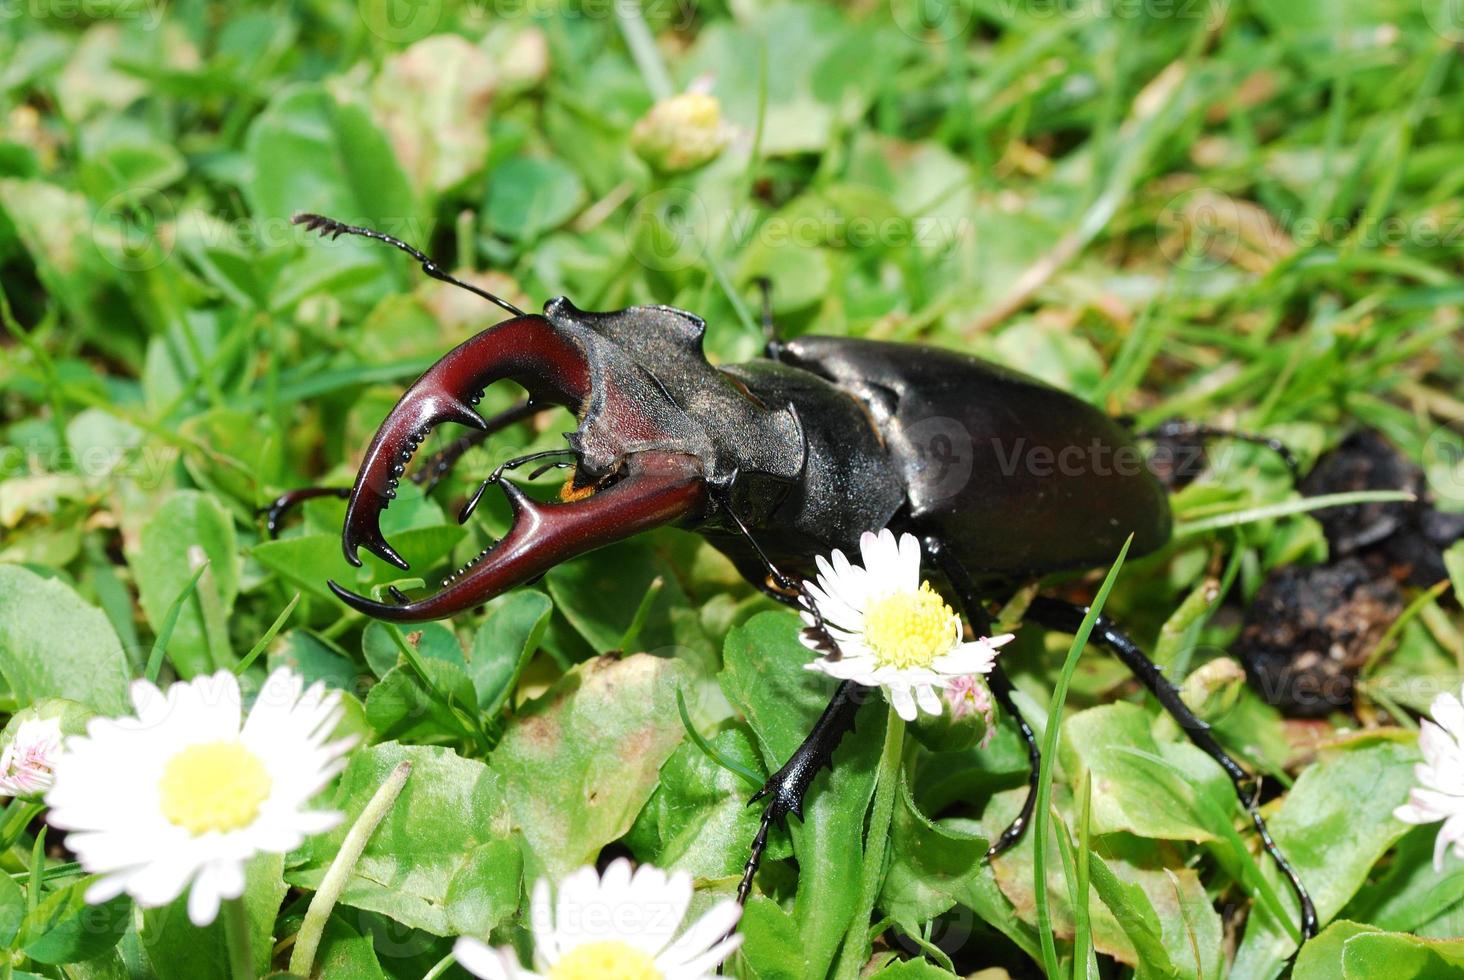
[709, 333, 1172, 589]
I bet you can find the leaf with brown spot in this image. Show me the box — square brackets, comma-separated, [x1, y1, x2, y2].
[493, 653, 691, 880]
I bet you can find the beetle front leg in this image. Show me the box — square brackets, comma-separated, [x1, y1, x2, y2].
[262, 400, 544, 538]
[737, 680, 867, 904]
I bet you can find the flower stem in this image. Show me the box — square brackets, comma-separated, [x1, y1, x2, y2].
[833, 705, 905, 980]
[289, 760, 413, 978]
[223, 896, 254, 980]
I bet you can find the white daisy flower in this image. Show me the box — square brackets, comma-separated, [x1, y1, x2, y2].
[46, 668, 354, 926]
[0, 716, 63, 798]
[799, 528, 1014, 722]
[1395, 685, 1464, 870]
[453, 858, 742, 980]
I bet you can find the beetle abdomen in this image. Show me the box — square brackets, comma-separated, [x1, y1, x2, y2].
[782, 336, 1172, 578]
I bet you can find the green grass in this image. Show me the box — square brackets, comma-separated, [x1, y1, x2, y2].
[3, 1, 1464, 978]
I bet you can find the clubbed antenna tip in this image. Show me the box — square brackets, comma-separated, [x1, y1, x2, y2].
[290, 211, 527, 318]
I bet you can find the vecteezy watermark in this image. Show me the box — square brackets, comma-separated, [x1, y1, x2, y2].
[1157, 187, 1464, 271]
[1423, 0, 1464, 43]
[888, 0, 975, 41]
[624, 187, 712, 273]
[358, 0, 697, 44]
[92, 187, 176, 273]
[1, 442, 178, 489]
[1423, 423, 1464, 507]
[888, 0, 1228, 41]
[90, 196, 441, 275]
[623, 187, 974, 273]
[991, 435, 1151, 479]
[0, 0, 166, 30]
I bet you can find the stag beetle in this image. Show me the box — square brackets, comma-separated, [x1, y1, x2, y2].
[271, 212, 1317, 941]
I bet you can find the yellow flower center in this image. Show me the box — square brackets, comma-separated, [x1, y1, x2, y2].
[158, 741, 272, 835]
[863, 583, 958, 669]
[549, 941, 663, 980]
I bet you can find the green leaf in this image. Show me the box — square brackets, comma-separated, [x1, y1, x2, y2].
[310, 915, 389, 980]
[287, 742, 520, 937]
[1340, 931, 1464, 978]
[268, 630, 363, 694]
[1295, 921, 1381, 980]
[484, 156, 585, 242]
[20, 877, 130, 965]
[252, 525, 466, 604]
[736, 896, 804, 980]
[1296, 921, 1464, 980]
[720, 611, 882, 979]
[468, 590, 553, 713]
[870, 959, 959, 978]
[0, 873, 25, 946]
[139, 854, 287, 980]
[1342, 824, 1464, 934]
[1233, 736, 1421, 979]
[244, 83, 417, 247]
[1060, 703, 1231, 842]
[626, 726, 772, 879]
[128, 491, 240, 677]
[364, 658, 479, 742]
[544, 539, 700, 655]
[0, 564, 131, 714]
[880, 774, 987, 926]
[494, 653, 691, 880]
[364, 621, 464, 670]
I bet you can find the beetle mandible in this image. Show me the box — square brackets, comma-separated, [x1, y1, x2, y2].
[271, 212, 1318, 941]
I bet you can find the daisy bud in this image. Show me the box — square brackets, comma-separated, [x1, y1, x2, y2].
[0, 709, 70, 799]
[631, 89, 734, 174]
[911, 674, 998, 752]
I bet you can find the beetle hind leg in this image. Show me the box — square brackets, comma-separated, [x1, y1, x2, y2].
[1023, 595, 1319, 941]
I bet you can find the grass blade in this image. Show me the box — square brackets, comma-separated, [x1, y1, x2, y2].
[1033, 534, 1133, 976]
[145, 563, 209, 683]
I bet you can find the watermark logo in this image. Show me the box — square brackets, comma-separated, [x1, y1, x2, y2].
[1423, 423, 1464, 507]
[1423, 0, 1464, 42]
[1156, 188, 1245, 272]
[625, 187, 711, 273]
[92, 187, 175, 272]
[889, 0, 974, 42]
[358, 0, 444, 43]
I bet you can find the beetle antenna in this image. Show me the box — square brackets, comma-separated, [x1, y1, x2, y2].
[292, 212, 527, 318]
[713, 490, 842, 660]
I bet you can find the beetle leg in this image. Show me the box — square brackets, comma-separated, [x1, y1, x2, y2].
[754, 276, 786, 362]
[736, 680, 868, 905]
[1023, 595, 1319, 941]
[981, 668, 1041, 857]
[1133, 418, 1301, 482]
[925, 538, 1043, 859]
[261, 487, 352, 539]
[260, 400, 544, 538]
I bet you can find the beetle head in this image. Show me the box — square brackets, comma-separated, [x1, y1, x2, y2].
[327, 298, 795, 621]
